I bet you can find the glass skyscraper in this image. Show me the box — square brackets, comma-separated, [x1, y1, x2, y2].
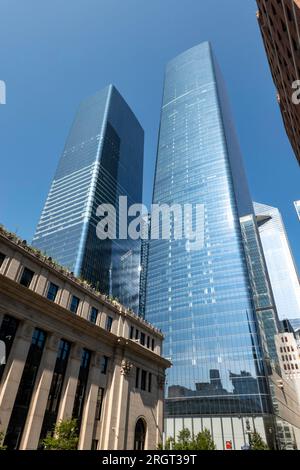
[145, 42, 274, 449]
[33, 85, 144, 312]
[254, 202, 300, 324]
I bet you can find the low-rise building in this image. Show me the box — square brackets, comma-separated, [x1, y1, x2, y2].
[0, 226, 170, 450]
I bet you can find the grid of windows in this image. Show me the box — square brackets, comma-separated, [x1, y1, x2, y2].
[100, 355, 109, 374]
[32, 85, 144, 313]
[145, 42, 270, 417]
[105, 316, 113, 332]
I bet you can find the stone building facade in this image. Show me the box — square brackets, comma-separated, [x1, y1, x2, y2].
[0, 227, 170, 450]
[256, 0, 300, 165]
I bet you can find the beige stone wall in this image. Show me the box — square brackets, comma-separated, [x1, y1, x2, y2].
[0, 234, 170, 450]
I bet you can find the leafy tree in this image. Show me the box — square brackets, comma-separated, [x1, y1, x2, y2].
[41, 419, 79, 450]
[0, 432, 7, 450]
[192, 429, 216, 450]
[174, 428, 192, 450]
[249, 431, 269, 450]
[160, 427, 216, 450]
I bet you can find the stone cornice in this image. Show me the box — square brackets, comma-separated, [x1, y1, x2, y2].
[0, 230, 163, 338]
[0, 274, 171, 369]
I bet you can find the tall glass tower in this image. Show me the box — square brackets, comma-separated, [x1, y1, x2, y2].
[254, 202, 300, 324]
[33, 85, 144, 312]
[145, 43, 274, 449]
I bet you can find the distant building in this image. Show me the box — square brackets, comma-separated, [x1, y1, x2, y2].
[33, 85, 144, 312]
[256, 0, 300, 165]
[254, 202, 300, 322]
[0, 227, 170, 450]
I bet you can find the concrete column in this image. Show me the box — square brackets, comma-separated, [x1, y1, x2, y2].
[19, 334, 61, 449]
[101, 349, 131, 450]
[0, 321, 34, 434]
[56, 344, 82, 422]
[77, 353, 102, 450]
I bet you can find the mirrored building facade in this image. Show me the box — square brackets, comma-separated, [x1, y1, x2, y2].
[33, 85, 144, 312]
[254, 202, 300, 323]
[144, 42, 276, 448]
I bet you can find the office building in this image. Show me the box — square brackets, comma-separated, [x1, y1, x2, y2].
[145, 42, 283, 449]
[33, 85, 144, 312]
[0, 226, 170, 450]
[254, 202, 300, 322]
[256, 0, 300, 165]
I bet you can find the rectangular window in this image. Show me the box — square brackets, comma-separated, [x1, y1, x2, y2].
[130, 326, 134, 339]
[47, 282, 59, 302]
[147, 336, 150, 348]
[151, 339, 155, 351]
[105, 316, 113, 332]
[95, 387, 105, 421]
[141, 370, 147, 391]
[4, 328, 46, 449]
[148, 373, 152, 392]
[140, 332, 145, 346]
[100, 355, 108, 374]
[19, 267, 34, 288]
[39, 339, 71, 441]
[89, 307, 98, 324]
[135, 329, 139, 340]
[70, 295, 80, 313]
[135, 367, 140, 388]
[0, 252, 6, 268]
[72, 348, 91, 426]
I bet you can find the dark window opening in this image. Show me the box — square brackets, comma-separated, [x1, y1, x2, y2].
[141, 370, 147, 391]
[70, 295, 80, 313]
[105, 316, 113, 332]
[4, 328, 46, 449]
[47, 282, 59, 302]
[134, 418, 146, 450]
[19, 268, 34, 288]
[100, 355, 108, 375]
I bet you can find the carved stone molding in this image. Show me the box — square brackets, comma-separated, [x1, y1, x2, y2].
[71, 344, 83, 360]
[120, 359, 133, 376]
[157, 374, 165, 390]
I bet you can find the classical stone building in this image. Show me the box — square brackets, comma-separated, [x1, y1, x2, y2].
[256, 0, 300, 165]
[0, 227, 170, 450]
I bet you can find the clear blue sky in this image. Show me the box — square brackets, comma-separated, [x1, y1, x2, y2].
[0, 0, 299, 267]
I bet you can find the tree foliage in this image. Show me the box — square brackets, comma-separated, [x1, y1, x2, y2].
[0, 432, 7, 450]
[249, 431, 269, 450]
[161, 427, 216, 450]
[41, 419, 79, 450]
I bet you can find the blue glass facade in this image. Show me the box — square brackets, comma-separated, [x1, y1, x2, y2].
[254, 202, 300, 323]
[33, 85, 144, 312]
[240, 214, 280, 371]
[145, 43, 271, 419]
